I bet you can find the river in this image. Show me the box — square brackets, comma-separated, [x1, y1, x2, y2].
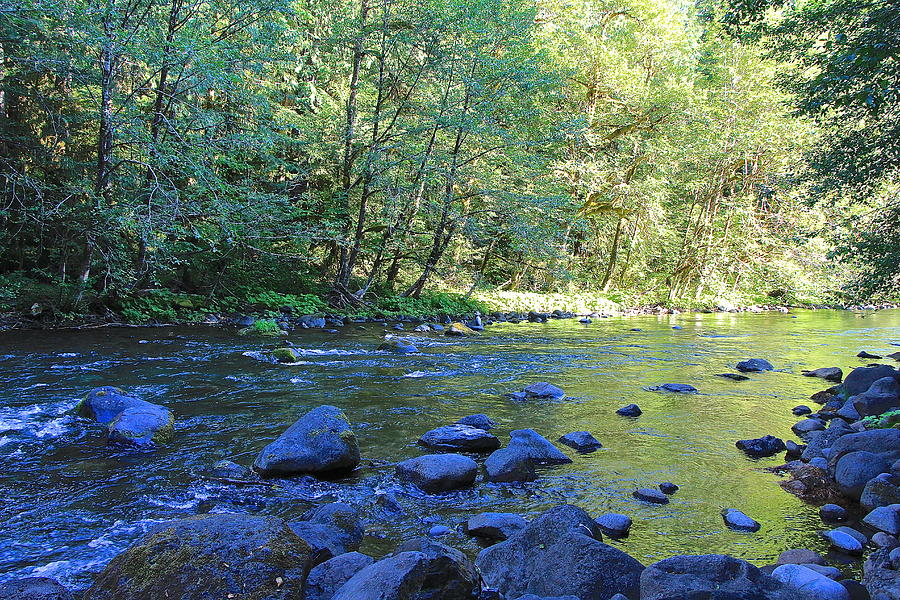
[1, 308, 898, 589]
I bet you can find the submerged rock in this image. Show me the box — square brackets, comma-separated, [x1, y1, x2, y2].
[465, 513, 527, 541]
[659, 482, 679, 495]
[717, 373, 750, 381]
[655, 383, 698, 393]
[377, 338, 418, 354]
[84, 514, 313, 600]
[419, 424, 500, 452]
[595, 513, 633, 538]
[253, 405, 360, 477]
[522, 382, 565, 399]
[616, 403, 642, 417]
[777, 548, 826, 566]
[305, 552, 374, 600]
[736, 358, 774, 372]
[722, 508, 761, 532]
[736, 434, 786, 458]
[858, 351, 883, 359]
[476, 505, 644, 600]
[455, 414, 497, 430]
[633, 488, 669, 504]
[395, 453, 478, 493]
[640, 554, 794, 600]
[0, 578, 74, 600]
[802, 367, 844, 383]
[557, 431, 602, 453]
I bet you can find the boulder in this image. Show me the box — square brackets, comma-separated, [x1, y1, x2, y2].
[595, 513, 633, 538]
[465, 513, 527, 541]
[659, 482, 679, 495]
[794, 418, 827, 437]
[288, 502, 364, 564]
[330, 551, 428, 600]
[76, 386, 154, 424]
[851, 377, 900, 418]
[820, 504, 849, 522]
[253, 405, 360, 477]
[736, 435, 786, 458]
[794, 405, 813, 416]
[822, 529, 864, 555]
[523, 382, 565, 399]
[803, 368, 844, 383]
[393, 538, 479, 599]
[557, 431, 602, 453]
[655, 383, 698, 393]
[271, 347, 300, 363]
[455, 414, 497, 430]
[633, 488, 669, 504]
[737, 358, 775, 372]
[419, 425, 500, 452]
[476, 505, 644, 600]
[717, 373, 750, 381]
[863, 504, 900, 535]
[777, 549, 826, 566]
[802, 420, 853, 462]
[722, 508, 761, 532]
[786, 440, 806, 460]
[209, 459, 251, 480]
[872, 532, 898, 548]
[858, 351, 882, 359]
[862, 548, 900, 600]
[378, 338, 419, 354]
[841, 365, 899, 398]
[640, 554, 794, 600]
[0, 578, 74, 600]
[446, 323, 477, 336]
[504, 429, 572, 465]
[484, 447, 537, 483]
[828, 429, 900, 469]
[298, 315, 326, 328]
[616, 403, 642, 417]
[861, 474, 900, 510]
[306, 552, 375, 600]
[835, 526, 868, 546]
[396, 454, 478, 493]
[833, 451, 891, 500]
[107, 405, 175, 448]
[771, 564, 850, 600]
[84, 514, 313, 600]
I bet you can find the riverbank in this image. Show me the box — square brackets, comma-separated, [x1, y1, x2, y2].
[0, 312, 898, 598]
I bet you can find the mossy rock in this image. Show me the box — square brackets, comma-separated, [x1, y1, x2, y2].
[108, 406, 175, 448]
[446, 322, 477, 336]
[271, 348, 301, 363]
[377, 339, 418, 354]
[84, 514, 314, 600]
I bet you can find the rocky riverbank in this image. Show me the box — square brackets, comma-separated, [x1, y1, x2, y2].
[3, 337, 900, 599]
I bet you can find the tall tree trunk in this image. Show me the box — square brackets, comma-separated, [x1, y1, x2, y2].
[600, 214, 624, 292]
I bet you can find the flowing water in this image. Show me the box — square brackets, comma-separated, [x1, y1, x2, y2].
[1, 309, 899, 590]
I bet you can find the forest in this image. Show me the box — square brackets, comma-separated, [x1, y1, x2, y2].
[0, 0, 897, 321]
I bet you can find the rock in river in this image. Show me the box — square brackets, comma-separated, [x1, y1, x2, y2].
[736, 358, 774, 372]
[820, 504, 849, 522]
[841, 364, 899, 398]
[722, 508, 761, 532]
[504, 429, 572, 465]
[455, 413, 497, 430]
[522, 382, 565, 399]
[792, 418, 827, 437]
[253, 405, 360, 477]
[557, 431, 602, 453]
[633, 488, 669, 504]
[446, 322, 477, 336]
[476, 505, 644, 600]
[833, 450, 891, 500]
[849, 376, 900, 418]
[288, 502, 364, 564]
[655, 383, 698, 393]
[802, 367, 844, 383]
[484, 447, 537, 483]
[640, 554, 795, 600]
[419, 424, 500, 452]
[595, 513, 633, 538]
[616, 403, 642, 417]
[0, 578, 74, 600]
[736, 434, 786, 458]
[84, 514, 314, 600]
[771, 564, 850, 600]
[377, 338, 418, 354]
[396, 453, 478, 493]
[76, 386, 174, 449]
[465, 512, 527, 541]
[822, 529, 864, 555]
[306, 552, 374, 600]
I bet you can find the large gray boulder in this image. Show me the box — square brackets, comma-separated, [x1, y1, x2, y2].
[504, 429, 572, 465]
[841, 365, 900, 398]
[396, 454, 478, 493]
[418, 424, 500, 452]
[639, 554, 795, 600]
[465, 513, 527, 541]
[736, 358, 774, 372]
[288, 502, 364, 564]
[851, 377, 900, 418]
[485, 447, 537, 483]
[394, 538, 479, 600]
[861, 474, 900, 510]
[828, 429, 900, 472]
[76, 386, 174, 448]
[254, 405, 360, 477]
[83, 514, 313, 600]
[306, 552, 374, 600]
[862, 547, 900, 600]
[476, 505, 644, 600]
[0, 578, 74, 600]
[770, 564, 850, 600]
[863, 504, 900, 535]
[802, 367, 844, 383]
[834, 451, 892, 500]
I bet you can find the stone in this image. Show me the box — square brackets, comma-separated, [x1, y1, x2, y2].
[820, 504, 849, 522]
[771, 564, 850, 600]
[722, 508, 761, 532]
[838, 579, 869, 600]
[802, 564, 842, 580]
[504, 429, 572, 465]
[736, 434, 787, 458]
[465, 513, 528, 541]
[595, 513, 632, 538]
[396, 454, 478, 493]
[862, 547, 900, 600]
[794, 405, 813, 416]
[306, 552, 375, 600]
[794, 418, 827, 437]
[208, 459, 250, 480]
[616, 403, 642, 417]
[656, 383, 698, 393]
[828, 429, 900, 468]
[633, 488, 669, 504]
[330, 552, 427, 600]
[253, 405, 360, 477]
[484, 447, 537, 483]
[834, 526, 868, 546]
[717, 373, 750, 381]
[107, 404, 175, 448]
[271, 347, 301, 363]
[834, 451, 891, 500]
[777, 549, 826, 565]
[787, 440, 807, 459]
[858, 351, 883, 359]
[521, 382, 565, 399]
[640, 554, 795, 600]
[455, 414, 497, 430]
[841, 365, 899, 398]
[863, 504, 900, 535]
[861, 474, 900, 510]
[803, 367, 845, 383]
[298, 315, 326, 328]
[84, 514, 313, 600]
[377, 338, 419, 353]
[476, 505, 643, 600]
[418, 424, 500, 452]
[822, 529, 864, 555]
[288, 502, 364, 563]
[446, 322, 477, 336]
[872, 532, 898, 548]
[659, 482, 679, 495]
[737, 358, 775, 372]
[393, 538, 479, 599]
[851, 377, 900, 418]
[0, 578, 74, 600]
[557, 431, 602, 453]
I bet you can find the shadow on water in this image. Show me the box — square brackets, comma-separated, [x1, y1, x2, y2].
[0, 308, 898, 588]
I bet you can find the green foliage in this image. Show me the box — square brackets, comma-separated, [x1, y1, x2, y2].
[244, 291, 327, 315]
[860, 410, 900, 430]
[249, 319, 282, 335]
[367, 292, 488, 318]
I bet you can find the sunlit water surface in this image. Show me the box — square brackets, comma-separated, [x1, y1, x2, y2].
[1, 309, 899, 589]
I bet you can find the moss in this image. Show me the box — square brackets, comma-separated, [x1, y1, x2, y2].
[117, 529, 200, 592]
[150, 413, 176, 445]
[271, 347, 300, 363]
